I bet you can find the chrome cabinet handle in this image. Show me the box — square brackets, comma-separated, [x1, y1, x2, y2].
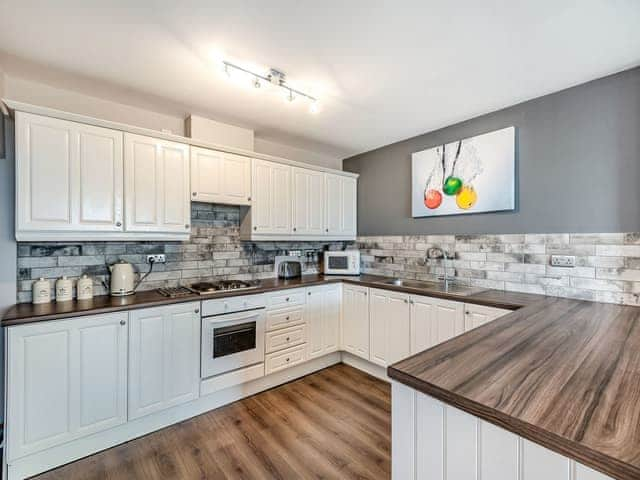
[293, 227, 297, 232]
[253, 226, 257, 231]
[185, 224, 190, 229]
[286, 297, 290, 302]
[286, 337, 290, 341]
[286, 358, 290, 362]
[286, 316, 290, 320]
[192, 192, 197, 197]
[116, 221, 122, 227]
[194, 308, 200, 314]
[120, 320, 126, 326]
[247, 196, 251, 201]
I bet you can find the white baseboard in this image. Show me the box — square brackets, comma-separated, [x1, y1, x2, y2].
[340, 352, 389, 382]
[5, 353, 340, 480]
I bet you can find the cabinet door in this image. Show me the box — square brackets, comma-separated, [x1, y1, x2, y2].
[323, 284, 341, 353]
[128, 302, 200, 420]
[7, 313, 127, 460]
[342, 285, 370, 359]
[124, 133, 190, 234]
[292, 167, 325, 236]
[16, 112, 124, 236]
[411, 296, 464, 354]
[370, 288, 411, 367]
[464, 303, 511, 332]
[306, 287, 324, 359]
[251, 159, 291, 234]
[325, 173, 357, 238]
[190, 147, 250, 205]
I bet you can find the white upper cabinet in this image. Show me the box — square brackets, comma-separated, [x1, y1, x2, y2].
[7, 312, 128, 460]
[292, 167, 325, 236]
[325, 173, 357, 238]
[250, 159, 292, 235]
[190, 146, 251, 205]
[15, 112, 124, 239]
[124, 133, 191, 235]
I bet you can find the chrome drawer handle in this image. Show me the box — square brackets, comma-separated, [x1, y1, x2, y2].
[286, 337, 290, 341]
[120, 320, 126, 326]
[286, 358, 290, 362]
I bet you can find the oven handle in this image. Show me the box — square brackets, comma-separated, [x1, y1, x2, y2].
[204, 308, 264, 324]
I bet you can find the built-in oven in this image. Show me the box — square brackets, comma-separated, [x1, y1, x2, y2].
[201, 295, 266, 379]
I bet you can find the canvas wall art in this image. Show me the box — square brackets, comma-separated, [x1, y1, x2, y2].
[411, 126, 516, 217]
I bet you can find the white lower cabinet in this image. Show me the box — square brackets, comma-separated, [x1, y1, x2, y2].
[464, 303, 511, 331]
[306, 284, 341, 359]
[410, 295, 465, 355]
[7, 312, 128, 460]
[392, 382, 614, 480]
[128, 302, 201, 420]
[369, 288, 411, 367]
[342, 284, 370, 359]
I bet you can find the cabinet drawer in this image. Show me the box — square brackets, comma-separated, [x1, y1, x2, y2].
[265, 324, 307, 353]
[265, 344, 307, 375]
[202, 294, 266, 317]
[266, 307, 304, 331]
[267, 289, 306, 310]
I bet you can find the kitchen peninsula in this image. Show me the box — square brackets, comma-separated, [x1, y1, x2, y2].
[389, 296, 640, 480]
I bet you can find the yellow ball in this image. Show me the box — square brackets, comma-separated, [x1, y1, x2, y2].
[456, 186, 477, 210]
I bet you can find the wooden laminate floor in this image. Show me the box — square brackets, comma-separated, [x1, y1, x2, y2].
[32, 364, 391, 480]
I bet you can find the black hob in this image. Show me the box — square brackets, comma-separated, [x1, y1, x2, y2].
[189, 280, 260, 294]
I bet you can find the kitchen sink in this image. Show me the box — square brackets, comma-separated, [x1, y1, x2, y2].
[379, 278, 486, 297]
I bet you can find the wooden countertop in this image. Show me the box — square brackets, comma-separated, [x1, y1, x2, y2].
[3, 274, 539, 327]
[388, 297, 640, 480]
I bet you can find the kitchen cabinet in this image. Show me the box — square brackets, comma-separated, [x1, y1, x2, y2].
[250, 159, 292, 235]
[124, 133, 191, 235]
[306, 284, 341, 359]
[464, 303, 511, 331]
[128, 302, 200, 420]
[410, 295, 464, 355]
[341, 284, 370, 359]
[6, 312, 128, 460]
[325, 173, 357, 238]
[15, 111, 124, 240]
[292, 167, 325, 236]
[190, 146, 251, 205]
[369, 288, 411, 367]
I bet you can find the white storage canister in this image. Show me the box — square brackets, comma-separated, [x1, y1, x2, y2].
[77, 274, 93, 300]
[32, 278, 51, 304]
[55, 276, 73, 302]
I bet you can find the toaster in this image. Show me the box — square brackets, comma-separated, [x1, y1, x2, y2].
[275, 255, 303, 279]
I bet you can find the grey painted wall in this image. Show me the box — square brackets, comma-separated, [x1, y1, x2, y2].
[343, 67, 640, 235]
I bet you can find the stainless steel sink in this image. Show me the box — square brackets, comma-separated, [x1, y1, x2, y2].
[379, 278, 486, 297]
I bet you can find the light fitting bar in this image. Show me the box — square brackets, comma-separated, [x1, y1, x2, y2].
[222, 60, 318, 107]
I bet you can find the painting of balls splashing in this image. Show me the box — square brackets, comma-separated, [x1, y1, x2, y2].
[411, 126, 516, 218]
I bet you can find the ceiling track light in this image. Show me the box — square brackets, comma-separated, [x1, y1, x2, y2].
[222, 60, 319, 112]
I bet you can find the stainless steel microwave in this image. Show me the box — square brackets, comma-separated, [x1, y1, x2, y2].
[323, 251, 360, 275]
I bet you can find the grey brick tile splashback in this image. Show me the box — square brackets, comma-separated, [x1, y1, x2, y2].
[16, 203, 352, 303]
[358, 233, 640, 306]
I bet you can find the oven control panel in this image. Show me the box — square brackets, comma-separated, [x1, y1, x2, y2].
[201, 294, 266, 317]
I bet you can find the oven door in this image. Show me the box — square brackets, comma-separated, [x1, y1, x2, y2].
[201, 309, 265, 379]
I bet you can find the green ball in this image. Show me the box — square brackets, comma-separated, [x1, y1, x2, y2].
[443, 176, 463, 195]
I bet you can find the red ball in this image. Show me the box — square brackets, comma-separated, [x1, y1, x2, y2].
[424, 189, 443, 209]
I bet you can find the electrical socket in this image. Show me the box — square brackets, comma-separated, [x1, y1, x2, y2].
[550, 255, 575, 267]
[147, 254, 166, 264]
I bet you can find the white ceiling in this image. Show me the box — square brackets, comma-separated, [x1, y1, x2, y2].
[0, 0, 639, 158]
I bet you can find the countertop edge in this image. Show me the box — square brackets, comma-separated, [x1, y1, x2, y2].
[387, 366, 637, 480]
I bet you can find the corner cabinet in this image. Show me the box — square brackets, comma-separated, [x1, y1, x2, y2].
[240, 159, 358, 241]
[369, 288, 411, 367]
[190, 146, 251, 205]
[124, 133, 191, 235]
[15, 112, 124, 240]
[6, 312, 128, 460]
[325, 173, 357, 238]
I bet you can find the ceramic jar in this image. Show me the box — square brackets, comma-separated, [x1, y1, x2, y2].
[76, 274, 93, 300]
[55, 276, 73, 302]
[32, 278, 51, 304]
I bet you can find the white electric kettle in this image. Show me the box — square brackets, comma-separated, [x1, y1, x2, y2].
[107, 260, 139, 296]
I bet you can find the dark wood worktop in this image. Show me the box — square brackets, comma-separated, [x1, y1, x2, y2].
[3, 273, 539, 327]
[388, 297, 640, 480]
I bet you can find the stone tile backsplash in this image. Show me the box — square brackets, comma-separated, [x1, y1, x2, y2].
[15, 203, 640, 307]
[358, 233, 640, 306]
[16, 203, 353, 303]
